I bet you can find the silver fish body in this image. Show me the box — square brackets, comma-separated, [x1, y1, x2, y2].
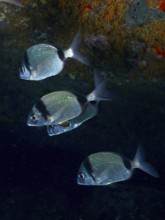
[77, 152, 131, 186]
[27, 91, 82, 126]
[19, 32, 89, 81]
[20, 44, 64, 81]
[77, 146, 159, 186]
[47, 102, 98, 136]
[27, 69, 115, 132]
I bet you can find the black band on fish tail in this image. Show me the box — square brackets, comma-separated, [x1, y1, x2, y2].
[35, 100, 51, 120]
[57, 48, 65, 61]
[73, 92, 87, 105]
[123, 158, 131, 170]
[23, 51, 31, 73]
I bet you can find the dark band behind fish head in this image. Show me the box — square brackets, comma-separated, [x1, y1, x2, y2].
[27, 99, 51, 126]
[19, 51, 32, 80]
[77, 157, 96, 185]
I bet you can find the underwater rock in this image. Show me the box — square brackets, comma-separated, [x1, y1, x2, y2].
[124, 0, 165, 28]
[84, 35, 110, 53]
[130, 41, 146, 54]
[124, 0, 151, 28]
[150, 7, 165, 21]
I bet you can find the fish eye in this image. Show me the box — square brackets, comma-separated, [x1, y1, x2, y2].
[31, 114, 38, 121]
[78, 172, 85, 179]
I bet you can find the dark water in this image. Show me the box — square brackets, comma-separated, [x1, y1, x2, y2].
[0, 1, 165, 219]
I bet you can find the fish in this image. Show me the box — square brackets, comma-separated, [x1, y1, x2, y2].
[0, 0, 24, 7]
[19, 32, 89, 81]
[27, 91, 82, 126]
[77, 146, 159, 186]
[47, 102, 98, 136]
[46, 69, 115, 135]
[27, 69, 114, 128]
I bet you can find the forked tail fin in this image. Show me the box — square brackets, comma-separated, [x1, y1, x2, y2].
[87, 69, 116, 102]
[132, 145, 159, 178]
[65, 32, 90, 65]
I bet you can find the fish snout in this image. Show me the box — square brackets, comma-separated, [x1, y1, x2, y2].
[19, 66, 31, 80]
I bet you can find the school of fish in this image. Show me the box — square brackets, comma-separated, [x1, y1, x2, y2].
[1, 0, 160, 187]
